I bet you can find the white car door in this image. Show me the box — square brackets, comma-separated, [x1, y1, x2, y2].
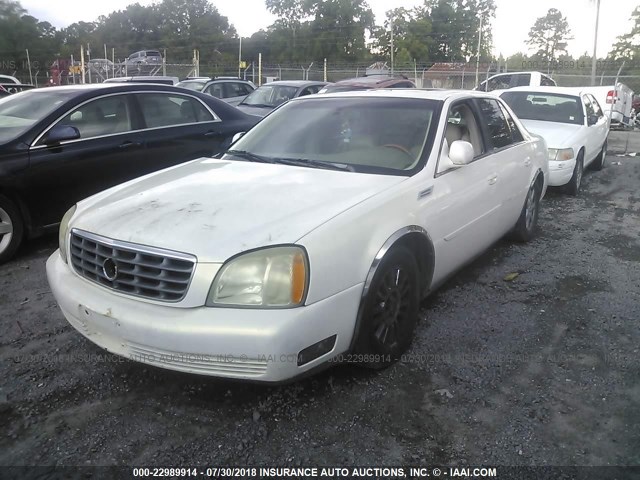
[587, 93, 609, 148]
[423, 100, 508, 284]
[582, 95, 607, 165]
[474, 97, 532, 223]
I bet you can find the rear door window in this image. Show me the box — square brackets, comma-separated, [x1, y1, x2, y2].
[137, 94, 215, 128]
[514, 74, 532, 87]
[206, 83, 224, 99]
[224, 82, 252, 98]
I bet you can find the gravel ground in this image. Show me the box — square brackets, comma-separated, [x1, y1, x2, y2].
[0, 143, 639, 470]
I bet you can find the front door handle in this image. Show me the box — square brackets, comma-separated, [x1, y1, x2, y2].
[119, 141, 142, 149]
[204, 131, 220, 137]
[488, 174, 498, 185]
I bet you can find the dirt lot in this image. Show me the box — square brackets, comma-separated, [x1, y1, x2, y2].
[1, 135, 639, 470]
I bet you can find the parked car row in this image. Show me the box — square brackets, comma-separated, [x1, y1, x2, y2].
[0, 75, 611, 384]
[0, 83, 258, 263]
[495, 86, 609, 194]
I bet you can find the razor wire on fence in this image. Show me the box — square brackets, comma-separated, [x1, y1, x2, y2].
[2, 50, 638, 91]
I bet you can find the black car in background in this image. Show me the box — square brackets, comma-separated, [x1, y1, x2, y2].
[0, 83, 258, 263]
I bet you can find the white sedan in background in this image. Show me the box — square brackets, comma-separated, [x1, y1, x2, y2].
[497, 86, 609, 195]
[46, 90, 548, 383]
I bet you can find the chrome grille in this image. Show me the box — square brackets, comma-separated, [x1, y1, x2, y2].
[70, 230, 196, 302]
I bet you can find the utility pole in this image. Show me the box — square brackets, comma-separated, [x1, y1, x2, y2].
[80, 45, 86, 84]
[475, 14, 483, 87]
[390, 18, 394, 75]
[238, 37, 242, 79]
[590, 0, 601, 86]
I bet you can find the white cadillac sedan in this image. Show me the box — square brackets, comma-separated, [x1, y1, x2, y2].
[46, 90, 548, 383]
[497, 86, 609, 195]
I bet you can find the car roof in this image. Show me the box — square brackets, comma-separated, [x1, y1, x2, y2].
[257, 80, 327, 88]
[206, 78, 252, 83]
[332, 75, 411, 86]
[294, 88, 499, 102]
[24, 83, 201, 97]
[487, 71, 546, 77]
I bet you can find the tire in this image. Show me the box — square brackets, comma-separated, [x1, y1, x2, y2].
[565, 151, 584, 196]
[510, 180, 541, 242]
[354, 246, 420, 369]
[0, 194, 24, 265]
[592, 141, 607, 171]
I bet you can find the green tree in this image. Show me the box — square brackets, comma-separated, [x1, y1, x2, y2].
[527, 8, 573, 63]
[610, 6, 640, 61]
[373, 7, 432, 64]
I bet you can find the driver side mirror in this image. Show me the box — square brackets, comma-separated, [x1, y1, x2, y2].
[43, 125, 80, 145]
[231, 132, 245, 144]
[588, 114, 599, 126]
[449, 140, 475, 165]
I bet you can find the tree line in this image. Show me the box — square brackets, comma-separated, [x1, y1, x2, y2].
[0, 0, 639, 83]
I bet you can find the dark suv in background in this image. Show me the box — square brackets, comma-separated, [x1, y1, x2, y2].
[318, 75, 416, 93]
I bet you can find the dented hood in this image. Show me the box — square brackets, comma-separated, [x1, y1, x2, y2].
[71, 158, 405, 263]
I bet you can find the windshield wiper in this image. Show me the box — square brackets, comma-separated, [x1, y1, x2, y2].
[272, 157, 354, 172]
[226, 150, 276, 163]
[240, 103, 272, 108]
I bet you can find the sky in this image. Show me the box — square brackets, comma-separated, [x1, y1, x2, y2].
[19, 0, 639, 58]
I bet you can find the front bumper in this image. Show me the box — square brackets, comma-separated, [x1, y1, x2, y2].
[46, 251, 362, 382]
[548, 159, 576, 187]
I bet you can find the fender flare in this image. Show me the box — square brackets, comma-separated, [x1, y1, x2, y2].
[349, 225, 435, 351]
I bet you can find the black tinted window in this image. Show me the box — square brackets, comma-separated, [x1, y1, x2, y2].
[541, 75, 556, 86]
[477, 99, 513, 149]
[486, 75, 512, 92]
[589, 95, 604, 117]
[499, 103, 524, 143]
[501, 92, 584, 125]
[515, 74, 531, 87]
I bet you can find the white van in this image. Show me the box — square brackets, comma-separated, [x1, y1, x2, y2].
[475, 71, 556, 92]
[578, 83, 634, 127]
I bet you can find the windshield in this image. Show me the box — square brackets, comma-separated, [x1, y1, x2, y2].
[241, 85, 299, 107]
[225, 97, 440, 175]
[501, 91, 584, 125]
[0, 90, 74, 143]
[176, 80, 206, 91]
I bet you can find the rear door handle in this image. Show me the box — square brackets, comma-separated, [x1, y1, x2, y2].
[119, 141, 142, 149]
[488, 174, 498, 185]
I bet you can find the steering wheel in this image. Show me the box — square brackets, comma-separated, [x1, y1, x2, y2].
[383, 144, 413, 159]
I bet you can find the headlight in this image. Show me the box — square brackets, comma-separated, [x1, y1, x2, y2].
[58, 205, 76, 264]
[548, 148, 574, 161]
[207, 246, 308, 308]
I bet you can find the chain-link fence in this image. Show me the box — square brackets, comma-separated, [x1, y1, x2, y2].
[2, 52, 638, 92]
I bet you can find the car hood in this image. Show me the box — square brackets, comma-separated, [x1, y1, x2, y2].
[72, 158, 405, 263]
[520, 120, 584, 149]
